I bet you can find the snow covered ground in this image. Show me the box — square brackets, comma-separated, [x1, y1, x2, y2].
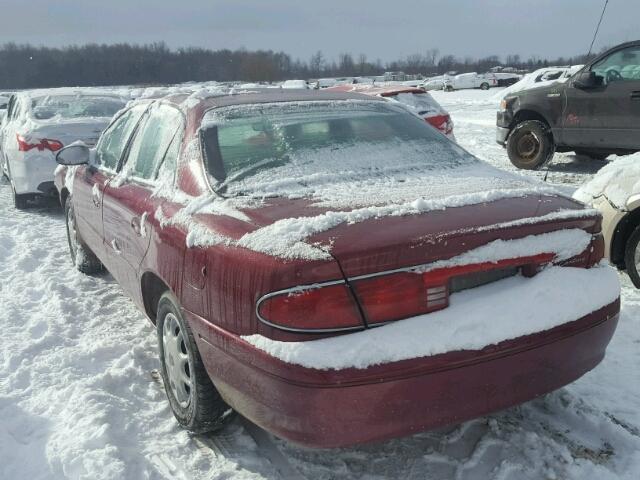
[1, 88, 640, 480]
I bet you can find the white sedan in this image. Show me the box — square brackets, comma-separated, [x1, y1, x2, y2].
[0, 89, 127, 209]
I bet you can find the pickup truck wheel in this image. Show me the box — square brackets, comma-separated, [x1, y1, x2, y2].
[65, 196, 103, 274]
[157, 292, 234, 434]
[506, 120, 555, 170]
[480, 82, 490, 90]
[624, 225, 640, 288]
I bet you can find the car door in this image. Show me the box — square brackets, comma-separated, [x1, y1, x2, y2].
[73, 103, 148, 261]
[563, 45, 640, 149]
[101, 103, 185, 300]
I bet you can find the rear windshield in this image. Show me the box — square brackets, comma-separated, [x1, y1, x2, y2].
[200, 100, 474, 197]
[30, 95, 126, 120]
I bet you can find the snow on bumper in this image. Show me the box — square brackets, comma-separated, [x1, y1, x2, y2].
[244, 263, 620, 370]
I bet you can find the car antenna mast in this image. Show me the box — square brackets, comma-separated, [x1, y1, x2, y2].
[587, 0, 610, 57]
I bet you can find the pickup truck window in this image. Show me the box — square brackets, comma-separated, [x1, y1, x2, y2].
[592, 47, 640, 85]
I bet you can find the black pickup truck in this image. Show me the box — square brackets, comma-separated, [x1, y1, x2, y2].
[497, 41, 640, 169]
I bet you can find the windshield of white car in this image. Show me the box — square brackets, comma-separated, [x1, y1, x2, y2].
[200, 100, 475, 197]
[30, 95, 127, 120]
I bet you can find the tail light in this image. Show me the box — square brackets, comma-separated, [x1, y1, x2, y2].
[17, 134, 64, 152]
[426, 114, 454, 135]
[560, 233, 604, 268]
[257, 233, 602, 333]
[256, 283, 363, 332]
[352, 253, 553, 325]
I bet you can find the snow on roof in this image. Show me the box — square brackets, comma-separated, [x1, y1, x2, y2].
[328, 84, 425, 96]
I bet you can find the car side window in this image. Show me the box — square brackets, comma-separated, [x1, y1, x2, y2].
[592, 47, 640, 85]
[95, 104, 147, 171]
[125, 104, 183, 181]
[155, 129, 183, 186]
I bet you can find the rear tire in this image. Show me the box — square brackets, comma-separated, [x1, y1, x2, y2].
[13, 189, 29, 210]
[65, 195, 103, 274]
[624, 224, 640, 288]
[506, 120, 555, 170]
[480, 82, 490, 90]
[157, 292, 233, 434]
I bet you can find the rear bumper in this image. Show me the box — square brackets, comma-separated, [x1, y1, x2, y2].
[8, 150, 57, 195]
[187, 299, 619, 448]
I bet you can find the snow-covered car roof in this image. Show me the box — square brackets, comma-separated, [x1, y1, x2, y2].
[327, 84, 426, 97]
[14, 87, 129, 100]
[158, 87, 387, 112]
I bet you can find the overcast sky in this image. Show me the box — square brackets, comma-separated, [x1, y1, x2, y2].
[1, 0, 638, 62]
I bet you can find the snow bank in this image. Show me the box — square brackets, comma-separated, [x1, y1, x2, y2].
[573, 153, 640, 208]
[244, 263, 619, 370]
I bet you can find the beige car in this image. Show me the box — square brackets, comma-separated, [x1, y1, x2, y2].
[574, 154, 640, 286]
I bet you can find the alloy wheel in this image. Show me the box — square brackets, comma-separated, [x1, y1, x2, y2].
[162, 313, 193, 408]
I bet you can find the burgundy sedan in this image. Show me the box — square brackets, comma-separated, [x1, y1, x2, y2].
[54, 89, 620, 448]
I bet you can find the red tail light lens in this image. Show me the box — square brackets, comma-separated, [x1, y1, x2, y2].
[17, 134, 64, 152]
[560, 233, 604, 268]
[257, 283, 363, 332]
[354, 253, 554, 325]
[426, 114, 453, 135]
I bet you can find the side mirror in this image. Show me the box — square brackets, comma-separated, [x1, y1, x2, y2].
[573, 71, 601, 89]
[56, 143, 90, 166]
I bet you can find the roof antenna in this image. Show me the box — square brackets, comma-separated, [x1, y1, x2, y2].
[587, 0, 610, 57]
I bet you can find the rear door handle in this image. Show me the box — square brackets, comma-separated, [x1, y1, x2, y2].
[130, 217, 141, 235]
[631, 91, 640, 100]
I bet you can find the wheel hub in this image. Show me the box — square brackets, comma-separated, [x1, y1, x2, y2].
[517, 132, 540, 159]
[163, 313, 193, 408]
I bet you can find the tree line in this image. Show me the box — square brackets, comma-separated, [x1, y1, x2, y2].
[0, 42, 600, 90]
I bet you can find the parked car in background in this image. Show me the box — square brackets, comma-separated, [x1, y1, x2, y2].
[0, 88, 127, 208]
[575, 154, 640, 287]
[444, 72, 498, 91]
[493, 72, 523, 87]
[0, 93, 10, 125]
[328, 84, 455, 139]
[281, 79, 309, 89]
[54, 88, 618, 448]
[422, 75, 446, 91]
[497, 41, 640, 170]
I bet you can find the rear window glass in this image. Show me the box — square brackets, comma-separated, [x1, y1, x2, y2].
[200, 100, 474, 197]
[30, 95, 127, 120]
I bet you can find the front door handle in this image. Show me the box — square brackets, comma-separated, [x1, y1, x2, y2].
[631, 91, 640, 100]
